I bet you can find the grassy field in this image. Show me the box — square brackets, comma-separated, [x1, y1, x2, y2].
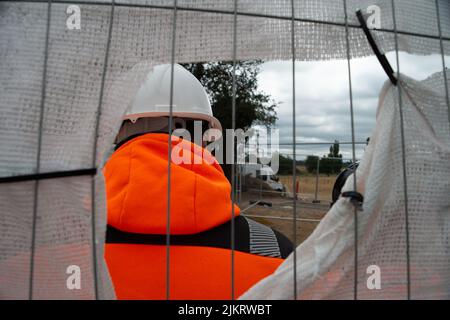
[240, 193, 329, 245]
[278, 173, 337, 202]
[239, 167, 339, 246]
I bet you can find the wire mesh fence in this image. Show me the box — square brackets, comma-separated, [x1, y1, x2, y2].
[0, 0, 449, 300]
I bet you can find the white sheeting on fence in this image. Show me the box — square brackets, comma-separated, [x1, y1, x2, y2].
[0, 0, 449, 299]
[240, 72, 450, 299]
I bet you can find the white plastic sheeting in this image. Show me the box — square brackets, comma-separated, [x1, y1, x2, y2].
[241, 72, 450, 299]
[0, 0, 449, 299]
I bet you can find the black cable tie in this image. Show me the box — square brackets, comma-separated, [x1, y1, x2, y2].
[356, 9, 398, 86]
[0, 168, 97, 184]
[341, 191, 364, 209]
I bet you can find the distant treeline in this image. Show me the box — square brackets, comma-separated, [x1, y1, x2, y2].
[277, 141, 352, 175]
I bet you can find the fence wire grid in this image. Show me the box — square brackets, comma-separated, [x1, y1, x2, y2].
[0, 0, 449, 300]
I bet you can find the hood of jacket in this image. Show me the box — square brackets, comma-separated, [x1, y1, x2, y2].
[104, 133, 240, 235]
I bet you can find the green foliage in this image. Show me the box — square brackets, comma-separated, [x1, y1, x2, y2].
[306, 141, 343, 176]
[319, 157, 343, 175]
[182, 61, 278, 130]
[305, 155, 319, 174]
[328, 140, 342, 158]
[277, 154, 301, 175]
[182, 61, 278, 181]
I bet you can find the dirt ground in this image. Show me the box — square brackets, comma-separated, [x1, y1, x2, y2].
[239, 191, 332, 246]
[237, 172, 338, 246]
[278, 173, 336, 203]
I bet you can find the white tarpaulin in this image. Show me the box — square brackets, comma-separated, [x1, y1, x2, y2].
[0, 0, 449, 299]
[241, 72, 450, 299]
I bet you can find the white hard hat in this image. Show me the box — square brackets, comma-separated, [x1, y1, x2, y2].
[124, 63, 222, 131]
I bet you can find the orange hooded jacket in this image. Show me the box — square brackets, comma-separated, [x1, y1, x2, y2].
[104, 133, 287, 299]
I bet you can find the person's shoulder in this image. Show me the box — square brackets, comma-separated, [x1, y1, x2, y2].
[271, 227, 294, 259]
[244, 217, 294, 259]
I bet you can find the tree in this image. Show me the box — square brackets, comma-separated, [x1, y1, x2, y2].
[182, 61, 278, 180]
[278, 154, 301, 175]
[182, 61, 278, 130]
[324, 140, 343, 175]
[305, 155, 319, 174]
[305, 141, 343, 176]
[328, 140, 342, 159]
[319, 157, 337, 175]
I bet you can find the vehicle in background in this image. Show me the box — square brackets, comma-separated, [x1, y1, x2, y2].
[241, 163, 285, 192]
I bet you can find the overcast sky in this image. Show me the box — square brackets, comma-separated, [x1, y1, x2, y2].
[256, 52, 449, 160]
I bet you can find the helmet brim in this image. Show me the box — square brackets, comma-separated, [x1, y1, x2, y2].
[123, 112, 222, 132]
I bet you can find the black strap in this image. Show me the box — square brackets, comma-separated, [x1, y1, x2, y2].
[331, 162, 359, 206]
[356, 9, 397, 86]
[0, 168, 97, 184]
[106, 216, 294, 258]
[106, 215, 250, 253]
[341, 191, 364, 209]
[273, 229, 295, 259]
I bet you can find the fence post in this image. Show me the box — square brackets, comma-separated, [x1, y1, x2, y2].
[313, 156, 320, 203]
[238, 165, 242, 205]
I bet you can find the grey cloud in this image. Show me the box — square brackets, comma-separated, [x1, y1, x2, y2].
[256, 52, 449, 160]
